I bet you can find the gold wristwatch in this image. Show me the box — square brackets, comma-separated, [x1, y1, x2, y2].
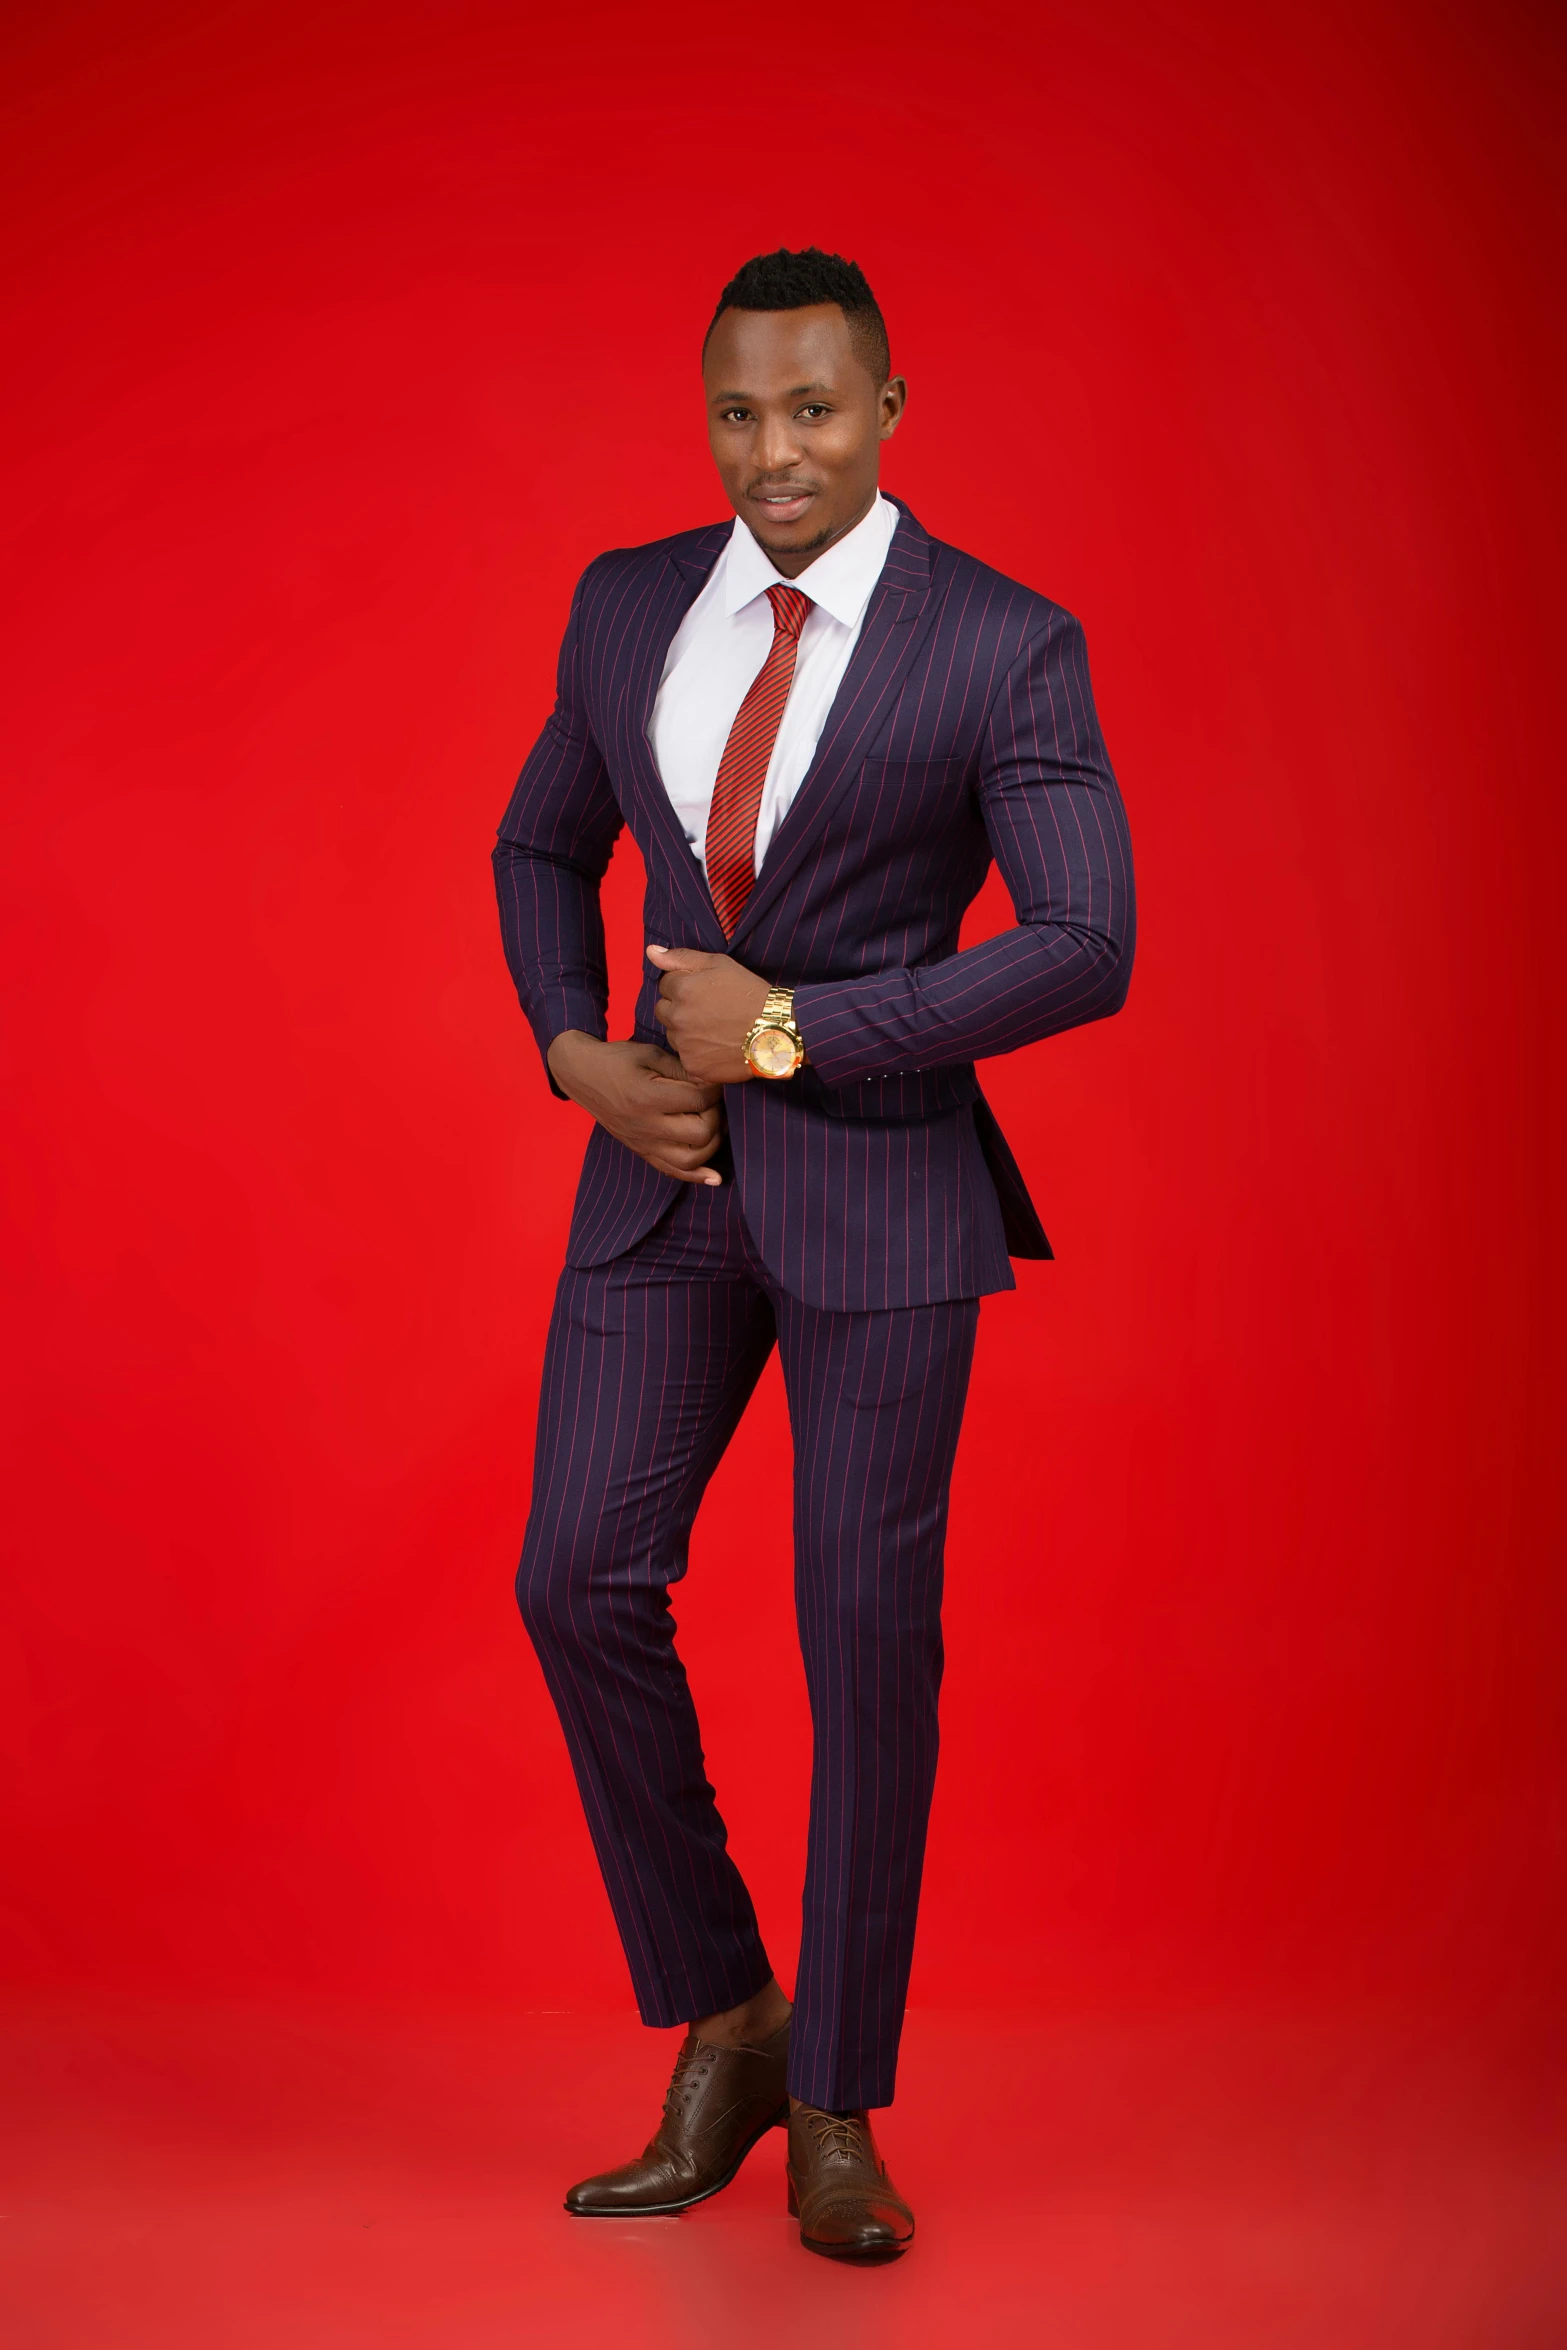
[742, 986, 806, 1079]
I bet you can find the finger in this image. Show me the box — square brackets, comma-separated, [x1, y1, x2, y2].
[642, 1119, 724, 1166]
[640, 1070, 723, 1111]
[652, 1111, 723, 1147]
[642, 1102, 722, 1138]
[651, 1063, 723, 1099]
[648, 1155, 724, 1186]
[625, 1041, 721, 1100]
[660, 1136, 723, 1169]
[651, 1091, 724, 1121]
[629, 1042, 687, 1078]
[646, 944, 715, 972]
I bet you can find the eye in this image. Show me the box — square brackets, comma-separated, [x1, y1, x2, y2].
[720, 407, 751, 424]
[798, 404, 830, 420]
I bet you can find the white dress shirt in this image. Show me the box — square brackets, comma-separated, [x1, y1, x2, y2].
[647, 491, 899, 878]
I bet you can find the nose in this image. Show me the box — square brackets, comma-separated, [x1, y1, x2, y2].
[753, 411, 804, 475]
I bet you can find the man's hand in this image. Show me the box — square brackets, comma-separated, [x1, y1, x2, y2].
[546, 1032, 726, 1185]
[647, 946, 771, 1084]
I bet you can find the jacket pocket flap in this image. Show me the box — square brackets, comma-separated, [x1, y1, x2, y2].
[801, 1065, 979, 1122]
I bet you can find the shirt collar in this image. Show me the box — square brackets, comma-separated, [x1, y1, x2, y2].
[721, 491, 899, 627]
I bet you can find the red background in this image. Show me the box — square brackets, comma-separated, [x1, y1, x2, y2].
[2, 0, 1562, 2026]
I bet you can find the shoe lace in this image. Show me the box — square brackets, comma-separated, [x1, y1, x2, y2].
[661, 2038, 716, 2124]
[802, 2108, 868, 2162]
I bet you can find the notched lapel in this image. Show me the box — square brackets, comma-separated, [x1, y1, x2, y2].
[671, 531, 727, 587]
[729, 507, 939, 951]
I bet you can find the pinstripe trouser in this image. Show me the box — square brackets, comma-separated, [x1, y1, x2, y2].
[516, 1175, 980, 2111]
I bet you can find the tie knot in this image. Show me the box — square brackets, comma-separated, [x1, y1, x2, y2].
[766, 584, 812, 641]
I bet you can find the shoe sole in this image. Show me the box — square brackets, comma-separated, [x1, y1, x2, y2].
[798, 2233, 912, 2263]
[563, 2103, 790, 2219]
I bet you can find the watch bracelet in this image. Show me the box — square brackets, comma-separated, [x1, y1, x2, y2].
[760, 984, 796, 1026]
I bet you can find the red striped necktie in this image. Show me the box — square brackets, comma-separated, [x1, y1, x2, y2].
[704, 582, 813, 938]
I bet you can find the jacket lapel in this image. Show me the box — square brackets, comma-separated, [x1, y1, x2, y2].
[728, 503, 938, 953]
[613, 525, 731, 948]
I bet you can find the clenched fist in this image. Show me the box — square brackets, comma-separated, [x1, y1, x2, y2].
[546, 1033, 726, 1185]
[646, 945, 772, 1084]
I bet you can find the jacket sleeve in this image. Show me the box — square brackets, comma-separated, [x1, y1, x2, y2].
[791, 606, 1135, 1082]
[491, 567, 625, 1095]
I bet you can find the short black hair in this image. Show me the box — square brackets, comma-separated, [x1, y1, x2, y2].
[706, 247, 891, 383]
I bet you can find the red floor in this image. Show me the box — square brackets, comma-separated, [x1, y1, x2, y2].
[1, 2000, 1561, 2347]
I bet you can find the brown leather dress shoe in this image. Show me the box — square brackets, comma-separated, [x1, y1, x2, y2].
[564, 2019, 790, 2217]
[786, 2104, 915, 2260]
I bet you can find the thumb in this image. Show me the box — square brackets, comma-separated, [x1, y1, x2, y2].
[647, 943, 714, 971]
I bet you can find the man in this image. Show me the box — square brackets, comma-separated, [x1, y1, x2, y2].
[493, 247, 1134, 2260]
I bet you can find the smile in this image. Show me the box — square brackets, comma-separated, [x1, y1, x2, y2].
[749, 489, 815, 521]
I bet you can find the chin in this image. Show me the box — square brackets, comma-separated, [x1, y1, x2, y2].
[755, 516, 838, 555]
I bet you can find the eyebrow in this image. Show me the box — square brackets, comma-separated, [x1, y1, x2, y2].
[709, 381, 837, 402]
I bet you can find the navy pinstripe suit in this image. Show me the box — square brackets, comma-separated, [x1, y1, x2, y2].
[494, 501, 1134, 2107]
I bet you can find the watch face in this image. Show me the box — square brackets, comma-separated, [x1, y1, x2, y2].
[748, 1024, 799, 1078]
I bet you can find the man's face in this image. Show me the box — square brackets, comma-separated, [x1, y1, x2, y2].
[702, 303, 906, 576]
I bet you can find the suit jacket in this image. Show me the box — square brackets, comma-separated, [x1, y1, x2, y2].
[493, 500, 1135, 1311]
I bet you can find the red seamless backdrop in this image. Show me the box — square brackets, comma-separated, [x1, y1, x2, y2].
[2, 0, 1562, 2020]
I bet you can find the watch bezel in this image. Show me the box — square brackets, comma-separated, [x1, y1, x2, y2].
[743, 1017, 805, 1079]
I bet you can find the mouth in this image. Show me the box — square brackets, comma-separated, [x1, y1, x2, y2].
[745, 485, 817, 527]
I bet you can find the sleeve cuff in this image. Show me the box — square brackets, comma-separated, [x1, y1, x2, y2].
[792, 980, 899, 1086]
[529, 989, 608, 1100]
